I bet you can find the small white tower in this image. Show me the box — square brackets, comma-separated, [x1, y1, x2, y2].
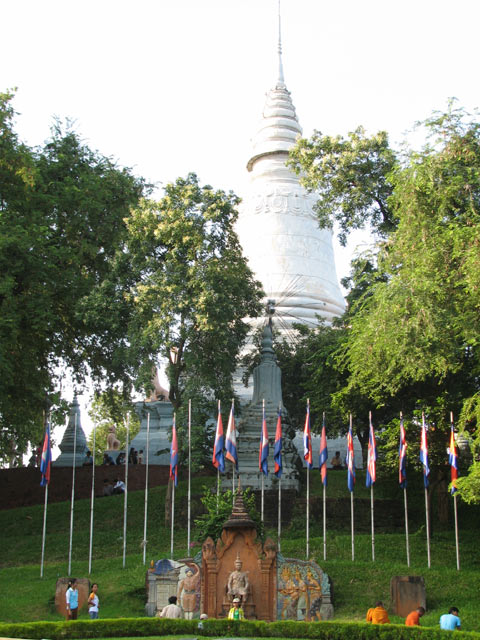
[236, 10, 345, 341]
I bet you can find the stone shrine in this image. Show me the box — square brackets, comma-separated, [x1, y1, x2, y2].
[236, 320, 300, 490]
[130, 400, 174, 465]
[53, 396, 88, 467]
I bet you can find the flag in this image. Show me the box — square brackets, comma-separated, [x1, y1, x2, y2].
[40, 423, 52, 487]
[212, 407, 225, 473]
[303, 403, 313, 469]
[398, 416, 407, 488]
[449, 422, 458, 495]
[274, 409, 282, 478]
[225, 403, 238, 470]
[420, 414, 430, 488]
[259, 404, 269, 476]
[170, 415, 178, 487]
[366, 415, 377, 488]
[346, 424, 355, 492]
[319, 416, 328, 486]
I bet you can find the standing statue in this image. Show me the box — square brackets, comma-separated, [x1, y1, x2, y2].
[227, 555, 250, 604]
[106, 425, 120, 450]
[177, 564, 200, 619]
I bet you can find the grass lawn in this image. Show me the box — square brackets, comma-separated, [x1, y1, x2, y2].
[1, 469, 479, 631]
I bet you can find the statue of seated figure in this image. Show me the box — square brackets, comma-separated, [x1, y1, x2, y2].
[226, 555, 250, 604]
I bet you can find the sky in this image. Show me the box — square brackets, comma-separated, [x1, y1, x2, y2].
[3, 0, 480, 447]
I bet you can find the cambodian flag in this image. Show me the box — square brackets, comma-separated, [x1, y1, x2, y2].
[259, 404, 269, 476]
[274, 409, 282, 478]
[419, 413, 430, 488]
[449, 421, 458, 495]
[319, 415, 328, 486]
[225, 402, 238, 470]
[366, 414, 377, 488]
[212, 405, 225, 473]
[346, 423, 355, 492]
[398, 415, 407, 488]
[170, 415, 178, 486]
[303, 403, 313, 469]
[40, 423, 52, 487]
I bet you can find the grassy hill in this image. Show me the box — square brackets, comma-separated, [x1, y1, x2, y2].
[1, 469, 479, 631]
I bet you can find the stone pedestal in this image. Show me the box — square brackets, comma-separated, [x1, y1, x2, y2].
[236, 322, 300, 490]
[53, 397, 88, 467]
[131, 401, 174, 465]
[391, 576, 426, 618]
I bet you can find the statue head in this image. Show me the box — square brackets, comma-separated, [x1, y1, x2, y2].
[186, 569, 193, 577]
[235, 559, 242, 570]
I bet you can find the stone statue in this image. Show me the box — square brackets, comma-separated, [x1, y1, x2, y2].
[106, 425, 120, 450]
[227, 555, 250, 604]
[146, 367, 169, 402]
[177, 564, 200, 619]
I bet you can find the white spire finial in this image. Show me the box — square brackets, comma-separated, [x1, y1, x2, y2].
[277, 0, 285, 85]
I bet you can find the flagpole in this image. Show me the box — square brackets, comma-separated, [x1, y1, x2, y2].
[369, 412, 375, 562]
[350, 414, 355, 562]
[422, 412, 431, 568]
[451, 412, 460, 571]
[142, 410, 150, 565]
[40, 408, 50, 579]
[261, 399, 265, 523]
[322, 412, 327, 562]
[68, 411, 78, 576]
[231, 398, 235, 497]
[122, 414, 130, 569]
[88, 421, 97, 574]
[404, 487, 410, 567]
[277, 476, 282, 553]
[305, 398, 311, 560]
[216, 400, 221, 511]
[40, 483, 48, 578]
[187, 399, 192, 554]
[171, 480, 175, 558]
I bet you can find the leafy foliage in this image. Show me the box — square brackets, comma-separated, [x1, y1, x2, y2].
[288, 127, 397, 245]
[194, 486, 262, 542]
[87, 390, 140, 458]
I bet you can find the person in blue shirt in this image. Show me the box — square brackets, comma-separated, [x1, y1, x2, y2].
[440, 607, 461, 630]
[65, 579, 79, 620]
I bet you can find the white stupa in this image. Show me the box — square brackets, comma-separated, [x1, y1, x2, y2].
[236, 17, 345, 345]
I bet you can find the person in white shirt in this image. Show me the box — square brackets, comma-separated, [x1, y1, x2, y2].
[88, 583, 100, 619]
[113, 478, 125, 494]
[157, 595, 182, 618]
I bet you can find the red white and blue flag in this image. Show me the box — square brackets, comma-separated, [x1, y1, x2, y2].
[259, 404, 269, 476]
[366, 414, 377, 488]
[212, 405, 225, 473]
[40, 423, 52, 487]
[398, 415, 407, 488]
[225, 402, 238, 470]
[303, 403, 313, 469]
[170, 415, 178, 487]
[319, 414, 328, 486]
[274, 409, 282, 478]
[346, 422, 355, 492]
[449, 421, 458, 495]
[419, 413, 430, 488]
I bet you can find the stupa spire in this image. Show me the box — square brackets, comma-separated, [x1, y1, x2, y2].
[277, 0, 285, 87]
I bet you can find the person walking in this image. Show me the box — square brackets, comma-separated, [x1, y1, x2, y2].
[65, 579, 79, 620]
[406, 606, 425, 626]
[88, 583, 100, 619]
[440, 607, 461, 630]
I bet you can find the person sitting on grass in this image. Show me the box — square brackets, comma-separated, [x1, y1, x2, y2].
[366, 600, 390, 624]
[440, 607, 461, 630]
[406, 606, 425, 626]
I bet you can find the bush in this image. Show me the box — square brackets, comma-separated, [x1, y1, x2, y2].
[1, 618, 480, 640]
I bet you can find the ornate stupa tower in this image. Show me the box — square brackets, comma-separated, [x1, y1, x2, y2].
[236, 11, 345, 342]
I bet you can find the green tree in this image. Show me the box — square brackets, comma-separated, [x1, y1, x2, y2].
[336, 106, 480, 504]
[0, 92, 148, 462]
[124, 173, 263, 413]
[288, 126, 397, 245]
